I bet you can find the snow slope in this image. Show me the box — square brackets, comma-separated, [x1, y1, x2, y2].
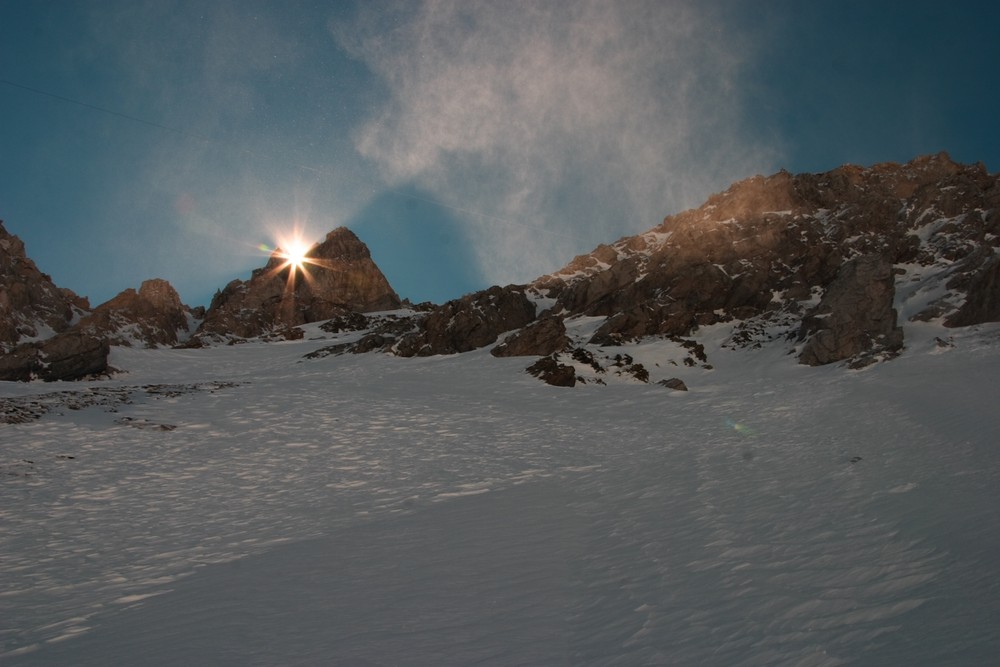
[2, 320, 999, 665]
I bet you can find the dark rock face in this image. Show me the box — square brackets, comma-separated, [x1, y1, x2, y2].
[491, 315, 570, 357]
[945, 255, 1000, 327]
[0, 221, 89, 350]
[797, 255, 903, 366]
[197, 227, 401, 340]
[0, 332, 109, 382]
[394, 286, 536, 357]
[77, 279, 192, 347]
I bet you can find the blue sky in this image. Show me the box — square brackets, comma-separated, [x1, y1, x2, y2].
[1, 0, 998, 308]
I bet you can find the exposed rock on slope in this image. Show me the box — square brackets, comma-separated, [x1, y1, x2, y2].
[77, 279, 194, 347]
[196, 227, 401, 340]
[0, 331, 109, 382]
[0, 221, 89, 350]
[533, 152, 999, 367]
[491, 314, 571, 357]
[393, 285, 536, 357]
[797, 255, 903, 366]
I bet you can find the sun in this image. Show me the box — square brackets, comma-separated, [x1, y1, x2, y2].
[280, 238, 311, 272]
[270, 231, 313, 274]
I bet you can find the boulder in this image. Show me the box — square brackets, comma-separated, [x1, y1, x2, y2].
[0, 332, 109, 382]
[798, 254, 904, 366]
[658, 377, 688, 391]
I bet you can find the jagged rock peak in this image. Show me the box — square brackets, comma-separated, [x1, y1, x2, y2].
[314, 226, 379, 261]
[138, 278, 184, 312]
[196, 226, 401, 341]
[77, 278, 194, 348]
[0, 220, 89, 350]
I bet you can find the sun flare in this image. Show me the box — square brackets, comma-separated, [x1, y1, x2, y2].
[281, 238, 311, 271]
[269, 231, 314, 274]
[259, 228, 324, 294]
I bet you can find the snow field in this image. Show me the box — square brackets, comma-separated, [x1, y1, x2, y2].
[2, 321, 999, 664]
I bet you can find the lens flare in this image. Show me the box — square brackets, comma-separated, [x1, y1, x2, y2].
[280, 238, 311, 272]
[259, 228, 334, 297]
[725, 418, 755, 436]
[267, 230, 316, 277]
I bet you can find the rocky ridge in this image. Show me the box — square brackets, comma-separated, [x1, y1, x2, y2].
[77, 279, 198, 348]
[3, 153, 998, 386]
[309, 153, 999, 385]
[531, 152, 999, 369]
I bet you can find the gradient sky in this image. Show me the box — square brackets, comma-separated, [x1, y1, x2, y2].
[2, 0, 998, 308]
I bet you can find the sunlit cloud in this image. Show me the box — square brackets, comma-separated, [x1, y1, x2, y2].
[334, 0, 782, 285]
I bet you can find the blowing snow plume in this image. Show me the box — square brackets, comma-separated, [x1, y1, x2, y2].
[334, 0, 780, 287]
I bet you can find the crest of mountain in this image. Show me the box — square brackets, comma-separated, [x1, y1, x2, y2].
[0, 220, 89, 351]
[317, 153, 998, 381]
[77, 279, 198, 348]
[195, 227, 401, 341]
[531, 152, 999, 367]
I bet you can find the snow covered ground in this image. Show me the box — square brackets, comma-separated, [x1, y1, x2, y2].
[2, 319, 999, 665]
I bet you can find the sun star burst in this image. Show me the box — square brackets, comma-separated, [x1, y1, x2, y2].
[279, 238, 311, 272]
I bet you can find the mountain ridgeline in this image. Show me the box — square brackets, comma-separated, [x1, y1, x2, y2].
[1, 152, 997, 382]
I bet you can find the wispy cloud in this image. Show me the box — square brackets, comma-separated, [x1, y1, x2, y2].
[334, 0, 781, 284]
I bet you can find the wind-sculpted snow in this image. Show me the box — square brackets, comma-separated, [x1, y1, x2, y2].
[2, 321, 999, 664]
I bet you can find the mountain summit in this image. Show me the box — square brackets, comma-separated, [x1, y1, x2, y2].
[195, 227, 401, 342]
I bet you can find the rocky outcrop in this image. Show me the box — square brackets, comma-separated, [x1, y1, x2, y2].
[77, 279, 193, 347]
[0, 332, 109, 382]
[532, 152, 1000, 365]
[0, 221, 89, 350]
[658, 378, 688, 391]
[526, 355, 577, 387]
[197, 227, 401, 340]
[797, 255, 904, 366]
[491, 314, 570, 357]
[394, 285, 536, 357]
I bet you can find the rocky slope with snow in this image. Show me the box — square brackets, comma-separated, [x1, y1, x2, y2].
[522, 152, 999, 373]
[0, 223, 204, 379]
[3, 153, 998, 383]
[313, 153, 998, 384]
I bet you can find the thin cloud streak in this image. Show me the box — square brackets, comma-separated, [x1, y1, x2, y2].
[335, 0, 782, 284]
